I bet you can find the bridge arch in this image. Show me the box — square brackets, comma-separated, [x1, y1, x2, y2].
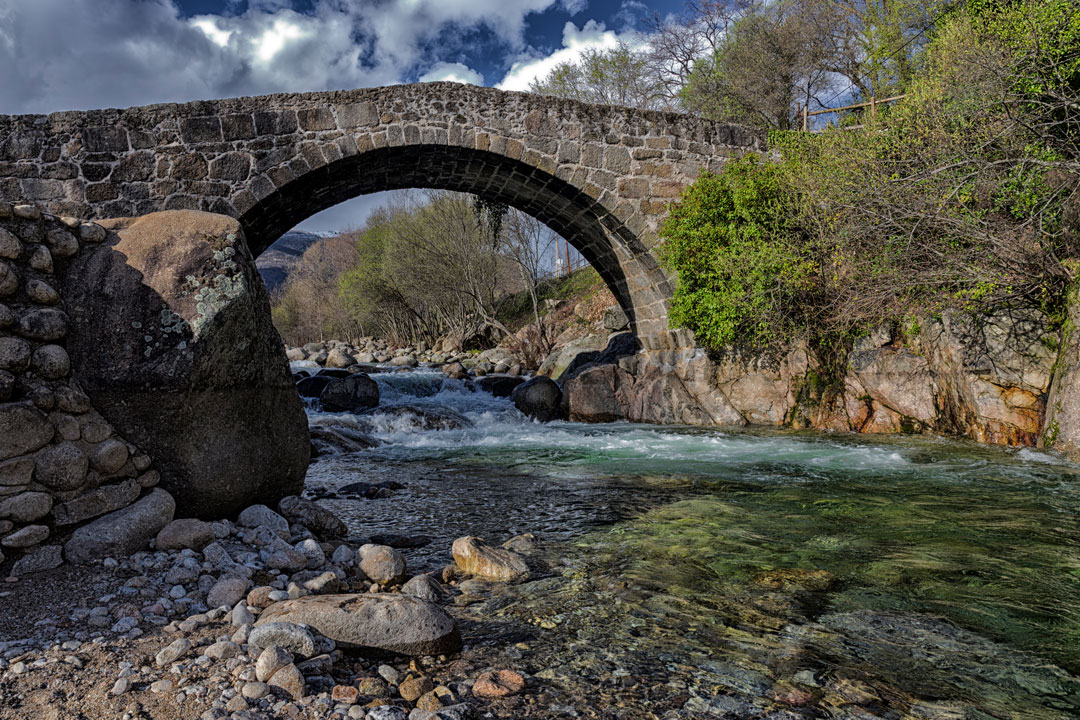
[0, 82, 762, 339]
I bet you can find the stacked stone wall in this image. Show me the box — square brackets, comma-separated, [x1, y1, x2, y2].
[0, 202, 158, 575]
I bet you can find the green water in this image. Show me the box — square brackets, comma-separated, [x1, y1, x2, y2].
[309, 374, 1080, 717]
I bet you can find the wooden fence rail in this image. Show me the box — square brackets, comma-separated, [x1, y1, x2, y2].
[798, 94, 907, 131]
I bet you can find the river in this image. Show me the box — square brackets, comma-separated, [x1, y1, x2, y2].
[299, 366, 1080, 719]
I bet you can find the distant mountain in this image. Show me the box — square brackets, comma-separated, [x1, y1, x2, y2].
[257, 230, 330, 295]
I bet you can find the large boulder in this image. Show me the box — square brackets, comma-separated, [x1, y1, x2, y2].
[60, 211, 309, 518]
[256, 593, 462, 656]
[64, 488, 175, 564]
[320, 373, 379, 413]
[561, 363, 631, 423]
[510, 377, 563, 422]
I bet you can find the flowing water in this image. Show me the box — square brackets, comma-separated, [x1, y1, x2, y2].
[301, 366, 1080, 719]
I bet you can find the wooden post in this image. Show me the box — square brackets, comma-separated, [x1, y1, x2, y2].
[802, 104, 809, 132]
[870, 95, 876, 118]
[565, 238, 571, 276]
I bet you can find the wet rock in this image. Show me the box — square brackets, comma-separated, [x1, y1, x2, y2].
[278, 495, 346, 539]
[442, 362, 468, 380]
[359, 544, 407, 585]
[310, 423, 380, 455]
[256, 593, 462, 656]
[452, 536, 529, 582]
[502, 533, 541, 555]
[510, 377, 563, 422]
[62, 211, 309, 518]
[475, 374, 525, 398]
[359, 404, 472, 431]
[155, 518, 215, 551]
[64, 488, 175, 564]
[472, 669, 525, 698]
[296, 375, 334, 399]
[320, 373, 379, 413]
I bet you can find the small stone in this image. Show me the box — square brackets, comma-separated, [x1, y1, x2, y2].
[0, 229, 19, 259]
[358, 544, 407, 585]
[149, 678, 173, 693]
[204, 640, 241, 660]
[155, 637, 191, 666]
[268, 663, 305, 700]
[110, 677, 132, 695]
[89, 438, 128, 474]
[25, 279, 60, 306]
[232, 601, 255, 627]
[224, 695, 248, 712]
[0, 491, 53, 523]
[399, 675, 434, 702]
[357, 676, 390, 697]
[377, 664, 402, 685]
[13, 205, 41, 220]
[11, 544, 62, 574]
[207, 576, 251, 609]
[242, 681, 270, 699]
[15, 308, 69, 342]
[247, 585, 276, 609]
[1, 524, 49, 548]
[237, 504, 289, 533]
[45, 228, 79, 258]
[415, 690, 444, 711]
[249, 622, 316, 659]
[331, 684, 359, 704]
[0, 337, 31, 372]
[79, 223, 107, 243]
[472, 669, 526, 698]
[33, 442, 88, 491]
[27, 246, 52, 273]
[255, 645, 293, 683]
[156, 518, 215, 551]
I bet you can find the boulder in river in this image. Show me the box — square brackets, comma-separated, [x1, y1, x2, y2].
[359, 404, 471, 431]
[309, 424, 380, 456]
[452, 535, 530, 582]
[320, 373, 379, 413]
[278, 495, 346, 539]
[256, 593, 462, 656]
[510, 377, 563, 422]
[60, 211, 309, 518]
[476, 374, 526, 398]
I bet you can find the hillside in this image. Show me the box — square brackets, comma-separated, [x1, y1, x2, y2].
[256, 230, 327, 295]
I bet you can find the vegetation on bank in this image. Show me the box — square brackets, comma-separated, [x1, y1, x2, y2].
[655, 0, 1079, 360]
[270, 190, 596, 355]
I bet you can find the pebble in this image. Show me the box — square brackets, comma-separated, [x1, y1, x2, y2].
[150, 679, 173, 693]
[242, 681, 271, 699]
[111, 677, 131, 696]
[155, 637, 191, 666]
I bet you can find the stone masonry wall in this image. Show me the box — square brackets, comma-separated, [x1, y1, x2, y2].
[0, 202, 158, 575]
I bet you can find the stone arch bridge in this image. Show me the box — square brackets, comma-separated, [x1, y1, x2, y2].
[0, 82, 760, 343]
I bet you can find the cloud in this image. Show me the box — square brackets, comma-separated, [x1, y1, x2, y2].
[497, 19, 625, 92]
[0, 0, 566, 115]
[418, 62, 484, 86]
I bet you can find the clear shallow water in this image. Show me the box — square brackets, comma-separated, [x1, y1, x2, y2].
[301, 366, 1080, 718]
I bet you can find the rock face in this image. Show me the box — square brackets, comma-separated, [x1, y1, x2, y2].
[60, 210, 309, 518]
[256, 593, 462, 656]
[452, 536, 530, 582]
[64, 488, 175, 564]
[510, 377, 563, 422]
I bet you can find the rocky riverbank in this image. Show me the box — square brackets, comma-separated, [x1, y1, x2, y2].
[0, 495, 539, 720]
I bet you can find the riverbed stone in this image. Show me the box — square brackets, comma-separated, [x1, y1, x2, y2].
[10, 544, 62, 574]
[268, 662, 305, 700]
[255, 645, 293, 682]
[319, 373, 379, 413]
[248, 622, 317, 659]
[452, 536, 530, 582]
[64, 488, 175, 563]
[358, 544, 407, 585]
[278, 495, 346, 539]
[155, 517, 215, 550]
[238, 503, 289, 532]
[208, 576, 252, 609]
[473, 669, 526, 698]
[61, 211, 309, 518]
[257, 592, 461, 656]
[1, 524, 49, 548]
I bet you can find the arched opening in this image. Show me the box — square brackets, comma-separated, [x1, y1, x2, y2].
[237, 143, 674, 336]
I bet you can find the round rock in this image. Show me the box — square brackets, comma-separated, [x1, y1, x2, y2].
[90, 438, 129, 474]
[248, 622, 316, 659]
[30, 344, 70, 379]
[155, 518, 215, 551]
[358, 544, 407, 585]
[0, 337, 30, 372]
[0, 491, 53, 523]
[1, 524, 50, 548]
[33, 442, 89, 490]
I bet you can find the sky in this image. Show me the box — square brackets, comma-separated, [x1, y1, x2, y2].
[0, 0, 685, 233]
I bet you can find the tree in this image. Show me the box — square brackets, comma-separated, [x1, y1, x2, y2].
[528, 42, 670, 110]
